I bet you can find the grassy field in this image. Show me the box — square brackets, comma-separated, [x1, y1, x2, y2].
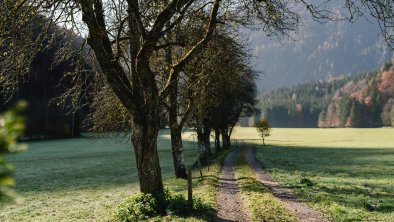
[3, 127, 394, 221]
[232, 127, 394, 222]
[1, 130, 219, 222]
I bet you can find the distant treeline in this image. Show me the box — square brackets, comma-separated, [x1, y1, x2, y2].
[260, 61, 394, 128]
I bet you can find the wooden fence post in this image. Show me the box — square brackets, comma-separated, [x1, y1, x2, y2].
[187, 169, 193, 208]
[198, 158, 203, 179]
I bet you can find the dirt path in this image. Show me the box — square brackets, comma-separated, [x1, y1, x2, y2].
[246, 146, 329, 222]
[216, 149, 250, 222]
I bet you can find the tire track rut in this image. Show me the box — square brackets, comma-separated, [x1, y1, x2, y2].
[216, 150, 250, 222]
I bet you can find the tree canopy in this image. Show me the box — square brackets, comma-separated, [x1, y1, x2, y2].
[1, 0, 394, 194]
[256, 119, 271, 146]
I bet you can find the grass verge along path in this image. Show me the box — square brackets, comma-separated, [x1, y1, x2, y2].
[234, 146, 296, 222]
[246, 146, 327, 222]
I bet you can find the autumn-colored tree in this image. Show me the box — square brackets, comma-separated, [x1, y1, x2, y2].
[256, 119, 272, 146]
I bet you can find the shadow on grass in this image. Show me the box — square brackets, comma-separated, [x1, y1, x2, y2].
[164, 194, 217, 221]
[237, 176, 269, 191]
[245, 143, 394, 214]
[251, 144, 394, 176]
[179, 198, 216, 221]
[6, 132, 208, 193]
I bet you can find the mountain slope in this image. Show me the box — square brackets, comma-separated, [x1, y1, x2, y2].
[247, 11, 392, 92]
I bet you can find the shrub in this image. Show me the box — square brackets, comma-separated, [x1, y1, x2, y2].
[114, 193, 158, 222]
[114, 189, 212, 221]
[166, 193, 190, 216]
[167, 194, 211, 217]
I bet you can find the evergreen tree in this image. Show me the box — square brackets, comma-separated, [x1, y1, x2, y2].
[318, 111, 327, 128]
[370, 86, 383, 126]
[350, 100, 361, 127]
[339, 97, 353, 127]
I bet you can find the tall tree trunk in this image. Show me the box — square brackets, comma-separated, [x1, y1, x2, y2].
[167, 43, 188, 179]
[203, 124, 211, 155]
[78, 0, 221, 196]
[214, 128, 221, 153]
[196, 126, 208, 161]
[221, 127, 231, 149]
[226, 133, 231, 147]
[131, 114, 163, 193]
[197, 126, 205, 154]
[170, 126, 188, 179]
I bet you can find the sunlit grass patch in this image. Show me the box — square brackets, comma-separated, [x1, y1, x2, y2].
[233, 127, 394, 222]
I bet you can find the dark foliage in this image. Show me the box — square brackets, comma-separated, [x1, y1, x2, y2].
[1, 16, 90, 139]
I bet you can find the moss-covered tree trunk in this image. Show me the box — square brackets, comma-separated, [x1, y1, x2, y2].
[167, 43, 188, 179]
[214, 128, 221, 153]
[197, 125, 209, 161]
[130, 105, 164, 193]
[203, 124, 212, 155]
[169, 126, 188, 179]
[83, 24, 165, 193]
[78, 0, 221, 194]
[221, 127, 231, 148]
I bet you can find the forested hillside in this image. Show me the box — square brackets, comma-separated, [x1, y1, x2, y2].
[247, 6, 391, 92]
[0, 18, 85, 139]
[260, 60, 394, 128]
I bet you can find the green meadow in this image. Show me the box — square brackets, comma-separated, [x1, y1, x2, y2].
[2, 128, 394, 221]
[233, 127, 394, 222]
[1, 130, 219, 222]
